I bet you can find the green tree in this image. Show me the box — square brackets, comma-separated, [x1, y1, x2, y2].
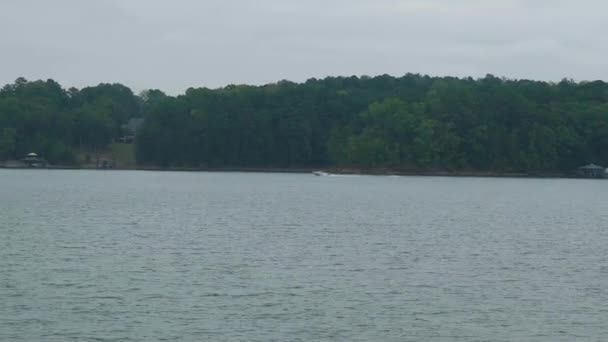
[0, 128, 16, 160]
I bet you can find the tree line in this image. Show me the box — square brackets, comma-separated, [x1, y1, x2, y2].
[1, 74, 607, 172]
[0, 78, 141, 163]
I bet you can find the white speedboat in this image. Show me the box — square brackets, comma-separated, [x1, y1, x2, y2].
[312, 171, 330, 176]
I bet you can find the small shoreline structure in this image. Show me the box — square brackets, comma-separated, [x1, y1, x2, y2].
[22, 153, 47, 168]
[576, 164, 607, 179]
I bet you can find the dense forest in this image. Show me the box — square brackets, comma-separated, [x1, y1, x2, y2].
[1, 74, 608, 173]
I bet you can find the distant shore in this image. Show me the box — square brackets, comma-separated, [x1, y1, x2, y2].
[0, 164, 317, 174]
[0, 163, 586, 179]
[326, 168, 576, 179]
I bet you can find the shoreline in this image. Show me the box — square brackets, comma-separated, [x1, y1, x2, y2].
[0, 165, 318, 174]
[0, 164, 587, 179]
[326, 168, 576, 179]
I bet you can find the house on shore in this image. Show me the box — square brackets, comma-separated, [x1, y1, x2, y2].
[118, 118, 145, 144]
[577, 164, 606, 178]
[22, 153, 46, 168]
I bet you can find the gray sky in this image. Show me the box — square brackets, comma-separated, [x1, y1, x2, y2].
[1, 0, 606, 94]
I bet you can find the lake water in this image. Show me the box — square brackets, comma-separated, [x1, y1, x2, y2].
[1, 170, 607, 341]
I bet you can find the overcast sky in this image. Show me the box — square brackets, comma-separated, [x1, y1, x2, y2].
[1, 0, 606, 94]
